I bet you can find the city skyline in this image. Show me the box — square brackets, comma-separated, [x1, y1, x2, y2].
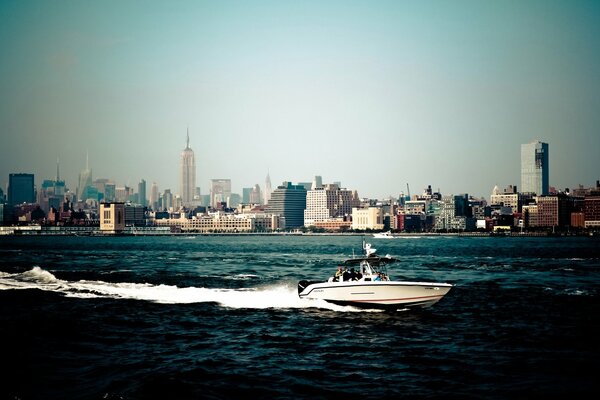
[2, 1, 600, 199]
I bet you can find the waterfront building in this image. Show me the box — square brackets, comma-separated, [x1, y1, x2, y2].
[521, 141, 549, 195]
[180, 131, 196, 207]
[490, 185, 521, 213]
[138, 179, 147, 207]
[313, 218, 352, 231]
[404, 200, 427, 214]
[125, 204, 146, 226]
[267, 182, 307, 229]
[351, 207, 384, 230]
[154, 211, 281, 233]
[535, 195, 570, 228]
[100, 202, 125, 234]
[584, 196, 600, 228]
[8, 173, 35, 205]
[434, 195, 475, 231]
[210, 179, 232, 208]
[522, 204, 539, 228]
[304, 183, 360, 226]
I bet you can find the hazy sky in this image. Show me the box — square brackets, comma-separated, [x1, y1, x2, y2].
[1, 0, 599, 200]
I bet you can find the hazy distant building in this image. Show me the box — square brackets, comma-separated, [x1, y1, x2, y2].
[149, 182, 159, 210]
[250, 184, 262, 204]
[242, 187, 252, 204]
[138, 179, 147, 207]
[8, 173, 35, 205]
[521, 141, 549, 195]
[180, 130, 196, 207]
[264, 172, 272, 204]
[267, 182, 307, 228]
[211, 179, 232, 208]
[115, 186, 132, 203]
[163, 189, 173, 211]
[311, 175, 323, 190]
[77, 152, 93, 201]
[104, 183, 116, 202]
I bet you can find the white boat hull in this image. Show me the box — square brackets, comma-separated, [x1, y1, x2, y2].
[298, 280, 452, 310]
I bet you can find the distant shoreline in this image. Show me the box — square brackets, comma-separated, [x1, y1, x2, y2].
[0, 227, 596, 238]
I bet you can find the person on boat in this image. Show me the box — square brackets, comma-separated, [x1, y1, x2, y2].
[349, 267, 357, 281]
[373, 272, 382, 281]
[342, 266, 351, 282]
[355, 268, 362, 281]
[334, 266, 343, 282]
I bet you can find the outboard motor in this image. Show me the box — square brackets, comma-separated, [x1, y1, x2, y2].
[298, 280, 310, 295]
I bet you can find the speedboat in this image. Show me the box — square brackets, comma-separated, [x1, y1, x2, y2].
[373, 230, 394, 239]
[297, 242, 452, 310]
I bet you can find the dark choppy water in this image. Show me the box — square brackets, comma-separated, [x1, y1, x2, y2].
[1, 235, 599, 399]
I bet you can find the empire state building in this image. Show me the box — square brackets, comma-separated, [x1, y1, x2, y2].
[180, 130, 196, 206]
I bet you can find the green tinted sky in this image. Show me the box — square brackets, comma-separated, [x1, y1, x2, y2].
[1, 0, 599, 198]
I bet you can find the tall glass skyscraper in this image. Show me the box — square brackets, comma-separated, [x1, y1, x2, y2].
[8, 173, 35, 205]
[267, 182, 307, 228]
[521, 141, 549, 195]
[180, 130, 196, 207]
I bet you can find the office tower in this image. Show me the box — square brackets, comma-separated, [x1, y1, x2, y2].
[138, 179, 147, 207]
[210, 179, 232, 208]
[311, 175, 323, 190]
[304, 183, 360, 226]
[242, 187, 252, 204]
[264, 172, 272, 204]
[521, 141, 549, 195]
[163, 189, 173, 211]
[250, 184, 262, 204]
[104, 183, 116, 202]
[150, 182, 159, 210]
[180, 129, 196, 207]
[267, 182, 307, 228]
[77, 151, 93, 201]
[8, 173, 35, 205]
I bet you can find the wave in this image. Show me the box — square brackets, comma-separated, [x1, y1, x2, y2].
[0, 267, 370, 312]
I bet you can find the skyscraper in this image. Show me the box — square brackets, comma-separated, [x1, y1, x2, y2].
[180, 129, 196, 207]
[138, 179, 147, 207]
[77, 151, 92, 201]
[264, 172, 272, 205]
[267, 182, 307, 228]
[210, 179, 232, 208]
[149, 182, 159, 210]
[521, 141, 549, 195]
[8, 173, 35, 205]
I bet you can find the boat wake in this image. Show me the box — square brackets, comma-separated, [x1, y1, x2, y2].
[0, 267, 374, 312]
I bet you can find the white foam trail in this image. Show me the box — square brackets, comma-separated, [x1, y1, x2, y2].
[0, 267, 371, 312]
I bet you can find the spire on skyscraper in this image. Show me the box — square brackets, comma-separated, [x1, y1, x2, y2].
[56, 157, 60, 181]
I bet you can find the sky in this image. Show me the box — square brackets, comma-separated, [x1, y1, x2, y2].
[1, 0, 599, 200]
